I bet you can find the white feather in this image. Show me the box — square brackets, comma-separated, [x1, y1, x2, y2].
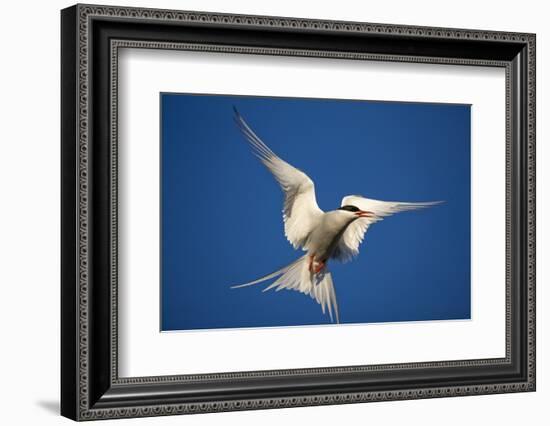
[234, 109, 323, 249]
[232, 255, 339, 323]
[334, 195, 442, 262]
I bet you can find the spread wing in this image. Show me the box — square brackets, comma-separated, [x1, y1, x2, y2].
[334, 195, 442, 263]
[234, 108, 324, 250]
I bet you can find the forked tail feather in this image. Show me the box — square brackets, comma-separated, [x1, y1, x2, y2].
[231, 255, 340, 323]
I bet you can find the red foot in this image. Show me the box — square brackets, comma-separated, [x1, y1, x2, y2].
[313, 261, 326, 274]
[308, 254, 326, 274]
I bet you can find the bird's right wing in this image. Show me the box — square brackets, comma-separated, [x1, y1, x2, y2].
[334, 195, 442, 263]
[234, 108, 324, 250]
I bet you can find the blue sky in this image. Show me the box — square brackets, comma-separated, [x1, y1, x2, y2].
[160, 93, 471, 331]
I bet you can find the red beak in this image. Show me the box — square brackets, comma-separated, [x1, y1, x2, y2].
[355, 210, 374, 218]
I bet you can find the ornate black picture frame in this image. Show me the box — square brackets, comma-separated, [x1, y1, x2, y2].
[61, 3, 536, 421]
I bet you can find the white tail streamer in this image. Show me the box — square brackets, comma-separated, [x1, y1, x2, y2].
[231, 255, 340, 323]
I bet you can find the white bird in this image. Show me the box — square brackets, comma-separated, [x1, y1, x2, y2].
[231, 108, 441, 323]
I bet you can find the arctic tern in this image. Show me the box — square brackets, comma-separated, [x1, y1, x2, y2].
[231, 108, 441, 323]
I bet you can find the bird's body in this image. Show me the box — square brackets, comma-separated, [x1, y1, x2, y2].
[307, 211, 356, 265]
[231, 108, 441, 323]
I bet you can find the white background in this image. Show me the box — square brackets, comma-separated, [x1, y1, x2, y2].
[0, 0, 547, 425]
[119, 50, 505, 377]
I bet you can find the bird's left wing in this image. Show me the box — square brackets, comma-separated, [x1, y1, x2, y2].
[234, 108, 324, 250]
[334, 195, 441, 263]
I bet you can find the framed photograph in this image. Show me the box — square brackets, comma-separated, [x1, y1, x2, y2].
[61, 4, 536, 421]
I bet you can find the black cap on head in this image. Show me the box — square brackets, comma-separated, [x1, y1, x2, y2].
[338, 205, 360, 212]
